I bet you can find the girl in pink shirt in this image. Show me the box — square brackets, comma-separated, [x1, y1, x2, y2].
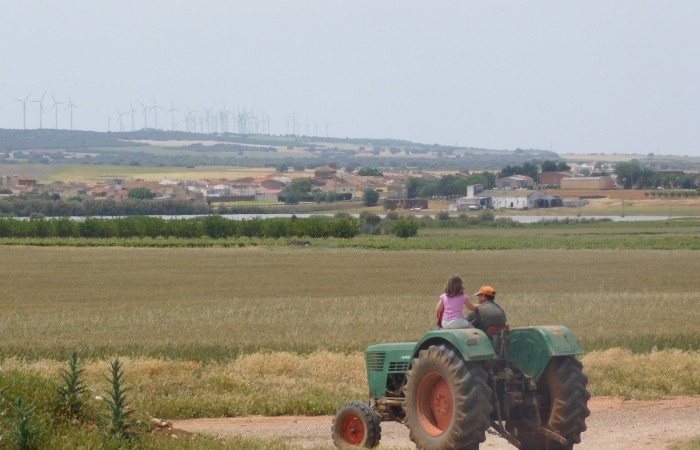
[436, 275, 477, 329]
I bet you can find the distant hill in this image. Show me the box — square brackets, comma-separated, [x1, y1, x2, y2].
[0, 128, 563, 171]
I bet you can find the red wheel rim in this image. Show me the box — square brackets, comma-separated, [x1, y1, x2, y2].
[340, 413, 365, 445]
[416, 371, 452, 436]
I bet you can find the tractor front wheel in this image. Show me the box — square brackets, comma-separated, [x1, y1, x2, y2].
[332, 401, 381, 448]
[404, 344, 492, 450]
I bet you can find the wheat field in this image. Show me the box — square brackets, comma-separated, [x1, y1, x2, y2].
[2, 246, 698, 357]
[1, 245, 699, 419]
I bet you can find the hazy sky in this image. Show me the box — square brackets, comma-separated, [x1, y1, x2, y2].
[1, 1, 699, 156]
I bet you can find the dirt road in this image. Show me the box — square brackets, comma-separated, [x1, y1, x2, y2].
[172, 397, 700, 449]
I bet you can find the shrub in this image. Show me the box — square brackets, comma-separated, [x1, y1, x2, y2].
[478, 210, 496, 223]
[392, 218, 419, 238]
[362, 188, 379, 206]
[52, 217, 78, 237]
[331, 217, 360, 239]
[203, 215, 235, 239]
[359, 211, 381, 226]
[385, 211, 400, 220]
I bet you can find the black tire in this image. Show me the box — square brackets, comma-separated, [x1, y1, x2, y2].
[332, 401, 382, 448]
[514, 356, 591, 450]
[404, 344, 492, 450]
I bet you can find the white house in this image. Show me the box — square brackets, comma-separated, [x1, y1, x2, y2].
[481, 189, 562, 210]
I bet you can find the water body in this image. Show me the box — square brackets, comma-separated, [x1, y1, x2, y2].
[10, 214, 699, 223]
[498, 215, 698, 223]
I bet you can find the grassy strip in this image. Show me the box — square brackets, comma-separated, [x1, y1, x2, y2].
[671, 437, 700, 449]
[1, 349, 698, 421]
[1, 232, 699, 249]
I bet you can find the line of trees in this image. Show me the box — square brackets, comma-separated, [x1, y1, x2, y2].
[0, 198, 212, 217]
[615, 162, 699, 190]
[0, 215, 361, 239]
[406, 172, 496, 198]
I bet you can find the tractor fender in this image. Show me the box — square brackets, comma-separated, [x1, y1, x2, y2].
[412, 328, 497, 363]
[506, 325, 582, 380]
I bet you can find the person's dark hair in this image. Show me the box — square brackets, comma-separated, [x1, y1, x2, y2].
[444, 275, 464, 297]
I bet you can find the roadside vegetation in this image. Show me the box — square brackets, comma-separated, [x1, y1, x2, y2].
[671, 437, 700, 450]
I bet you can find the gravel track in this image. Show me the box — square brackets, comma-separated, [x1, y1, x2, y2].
[172, 396, 700, 449]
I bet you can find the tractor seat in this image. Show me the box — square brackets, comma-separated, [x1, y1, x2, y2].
[485, 325, 509, 357]
[486, 324, 509, 337]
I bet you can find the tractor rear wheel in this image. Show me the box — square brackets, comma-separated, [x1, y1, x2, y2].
[513, 356, 590, 450]
[404, 344, 492, 450]
[332, 401, 381, 448]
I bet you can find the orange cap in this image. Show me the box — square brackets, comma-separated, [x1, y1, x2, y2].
[475, 285, 496, 297]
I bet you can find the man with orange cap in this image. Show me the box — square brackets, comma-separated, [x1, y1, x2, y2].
[467, 285, 507, 333]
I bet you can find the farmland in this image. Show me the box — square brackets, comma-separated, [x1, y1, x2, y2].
[1, 224, 699, 448]
[2, 243, 699, 359]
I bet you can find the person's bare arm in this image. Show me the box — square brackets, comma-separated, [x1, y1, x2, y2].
[464, 295, 477, 312]
[436, 298, 444, 314]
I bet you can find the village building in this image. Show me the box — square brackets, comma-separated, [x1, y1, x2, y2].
[561, 176, 615, 190]
[538, 172, 570, 188]
[495, 175, 535, 190]
[448, 196, 484, 212]
[481, 189, 562, 210]
[255, 187, 282, 202]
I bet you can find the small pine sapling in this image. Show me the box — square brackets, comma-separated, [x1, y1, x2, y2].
[55, 350, 87, 421]
[10, 396, 40, 450]
[103, 358, 136, 440]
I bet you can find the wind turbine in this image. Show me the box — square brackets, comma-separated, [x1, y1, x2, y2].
[324, 121, 331, 137]
[51, 95, 64, 129]
[220, 104, 229, 133]
[152, 97, 161, 130]
[250, 109, 258, 134]
[129, 104, 137, 131]
[139, 102, 150, 129]
[203, 107, 212, 133]
[184, 105, 194, 132]
[14, 94, 31, 129]
[286, 111, 297, 136]
[31, 93, 46, 129]
[237, 107, 248, 134]
[167, 100, 178, 131]
[64, 97, 78, 130]
[115, 107, 126, 132]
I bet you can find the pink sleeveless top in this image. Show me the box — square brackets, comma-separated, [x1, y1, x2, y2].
[440, 293, 467, 321]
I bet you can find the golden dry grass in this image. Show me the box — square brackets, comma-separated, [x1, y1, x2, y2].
[583, 348, 700, 399]
[2, 348, 697, 418]
[0, 351, 365, 418]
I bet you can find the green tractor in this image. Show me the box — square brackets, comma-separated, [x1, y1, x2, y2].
[332, 325, 590, 449]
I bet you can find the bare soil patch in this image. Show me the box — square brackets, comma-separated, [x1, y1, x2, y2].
[172, 396, 700, 449]
[544, 189, 649, 200]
